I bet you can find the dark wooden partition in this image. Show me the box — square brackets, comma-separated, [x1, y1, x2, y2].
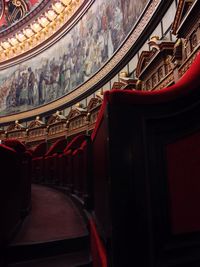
[91, 53, 200, 267]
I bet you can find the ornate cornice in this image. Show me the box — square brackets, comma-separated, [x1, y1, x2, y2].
[0, 0, 86, 63]
[0, 0, 169, 124]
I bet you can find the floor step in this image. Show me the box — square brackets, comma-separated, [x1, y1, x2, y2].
[8, 251, 92, 267]
[4, 184, 91, 267]
[6, 235, 89, 263]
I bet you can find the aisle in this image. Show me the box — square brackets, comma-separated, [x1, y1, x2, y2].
[12, 184, 87, 244]
[6, 184, 90, 266]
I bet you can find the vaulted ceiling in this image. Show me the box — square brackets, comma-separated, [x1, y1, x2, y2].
[0, 0, 84, 63]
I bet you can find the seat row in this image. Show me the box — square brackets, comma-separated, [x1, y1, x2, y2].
[29, 53, 200, 267]
[2, 53, 200, 267]
[0, 139, 32, 265]
[91, 53, 200, 266]
[31, 135, 92, 205]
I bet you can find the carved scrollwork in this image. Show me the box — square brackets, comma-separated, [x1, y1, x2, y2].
[5, 0, 29, 25]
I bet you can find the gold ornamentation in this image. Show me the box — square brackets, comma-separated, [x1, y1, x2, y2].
[0, 0, 161, 123]
[0, 0, 83, 62]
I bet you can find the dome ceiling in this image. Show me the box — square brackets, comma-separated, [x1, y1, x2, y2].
[0, 0, 84, 63]
[0, 0, 42, 31]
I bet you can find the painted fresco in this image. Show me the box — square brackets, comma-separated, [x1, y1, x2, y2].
[0, 0, 148, 115]
[0, 0, 42, 31]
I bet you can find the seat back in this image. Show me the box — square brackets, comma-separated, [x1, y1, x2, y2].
[92, 53, 200, 267]
[3, 139, 32, 216]
[0, 144, 21, 244]
[60, 135, 88, 189]
[45, 138, 68, 157]
[64, 134, 88, 153]
[32, 142, 47, 158]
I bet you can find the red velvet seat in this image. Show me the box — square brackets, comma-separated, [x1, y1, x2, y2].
[31, 142, 47, 182]
[72, 148, 80, 195]
[89, 218, 108, 267]
[57, 135, 88, 188]
[0, 144, 21, 246]
[58, 149, 72, 186]
[72, 139, 93, 208]
[3, 139, 32, 217]
[91, 53, 200, 267]
[43, 138, 68, 183]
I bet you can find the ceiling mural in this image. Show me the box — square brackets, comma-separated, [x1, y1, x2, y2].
[0, 0, 41, 31]
[0, 0, 148, 116]
[0, 0, 4, 21]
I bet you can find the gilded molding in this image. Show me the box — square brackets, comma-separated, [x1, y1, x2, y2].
[0, 0, 162, 123]
[0, 0, 84, 63]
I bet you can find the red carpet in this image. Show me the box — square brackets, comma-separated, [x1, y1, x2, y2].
[11, 184, 87, 244]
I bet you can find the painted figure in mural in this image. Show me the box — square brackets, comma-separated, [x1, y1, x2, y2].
[27, 67, 35, 106]
[120, 0, 134, 32]
[38, 71, 47, 105]
[0, 0, 148, 115]
[19, 73, 28, 105]
[16, 72, 27, 106]
[6, 79, 16, 108]
[50, 60, 60, 99]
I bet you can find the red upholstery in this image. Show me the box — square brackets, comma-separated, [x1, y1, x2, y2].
[57, 135, 87, 187]
[58, 149, 72, 186]
[3, 139, 26, 154]
[91, 53, 200, 266]
[72, 148, 80, 194]
[2, 139, 32, 216]
[31, 142, 47, 182]
[43, 139, 67, 183]
[108, 53, 200, 105]
[89, 218, 108, 267]
[0, 144, 21, 244]
[44, 153, 60, 183]
[92, 53, 200, 141]
[45, 138, 67, 157]
[72, 139, 93, 207]
[32, 142, 47, 157]
[166, 131, 200, 234]
[63, 135, 87, 153]
[32, 156, 45, 182]
[20, 150, 32, 216]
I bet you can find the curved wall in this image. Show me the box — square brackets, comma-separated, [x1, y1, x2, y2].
[0, 0, 149, 117]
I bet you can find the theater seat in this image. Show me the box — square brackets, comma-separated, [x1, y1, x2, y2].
[91, 53, 200, 267]
[89, 218, 108, 267]
[57, 134, 88, 188]
[72, 139, 93, 208]
[32, 142, 47, 182]
[3, 139, 32, 217]
[0, 144, 21, 245]
[44, 138, 68, 183]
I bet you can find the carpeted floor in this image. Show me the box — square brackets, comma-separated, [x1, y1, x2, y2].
[8, 251, 91, 267]
[11, 184, 88, 245]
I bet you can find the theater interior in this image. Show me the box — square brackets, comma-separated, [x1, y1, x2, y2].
[0, 0, 200, 266]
